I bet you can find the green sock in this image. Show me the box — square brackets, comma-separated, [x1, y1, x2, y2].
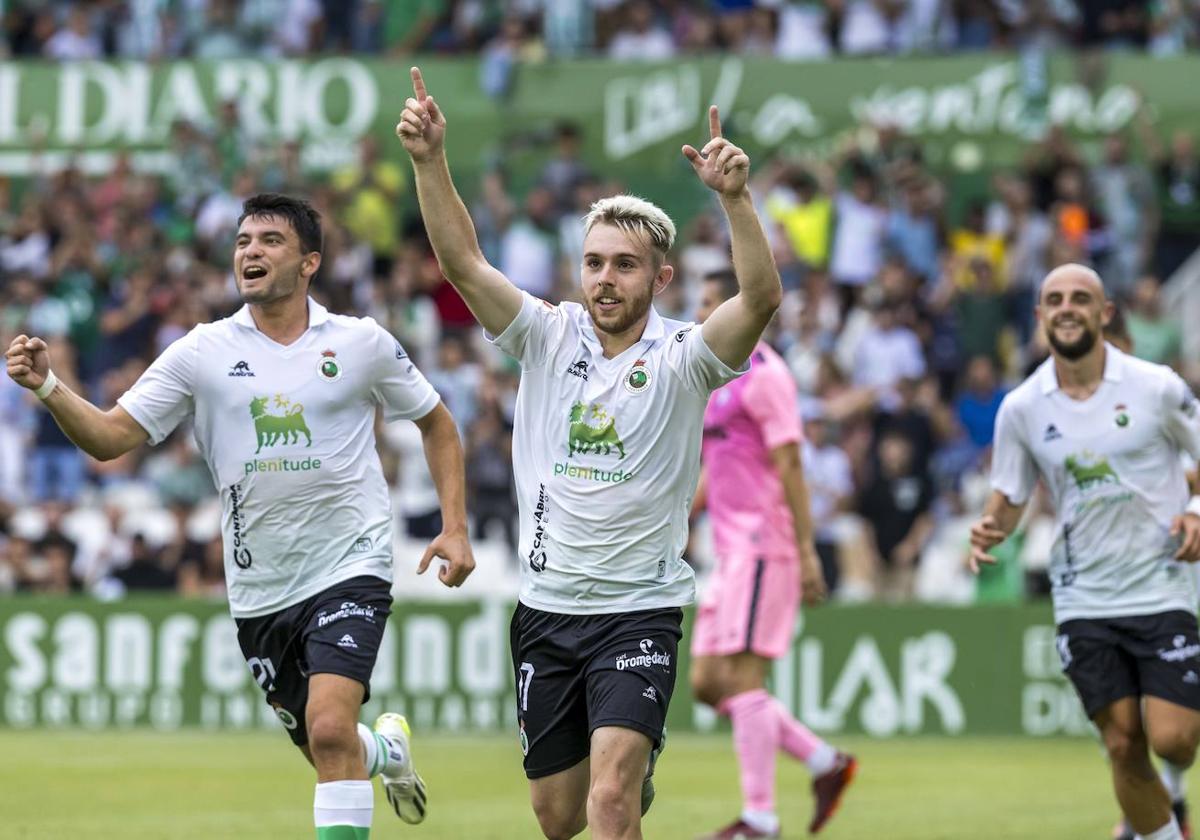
[316, 826, 369, 839]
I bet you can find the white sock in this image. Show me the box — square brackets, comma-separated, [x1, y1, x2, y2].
[314, 780, 373, 830]
[357, 722, 409, 778]
[806, 742, 839, 775]
[1138, 815, 1184, 840]
[1161, 760, 1188, 803]
[741, 809, 780, 834]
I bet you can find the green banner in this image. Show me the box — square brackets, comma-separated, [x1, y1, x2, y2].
[0, 597, 1089, 738]
[1, 54, 1195, 176]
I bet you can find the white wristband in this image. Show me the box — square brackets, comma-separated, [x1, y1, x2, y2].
[1187, 496, 1200, 519]
[33, 369, 58, 401]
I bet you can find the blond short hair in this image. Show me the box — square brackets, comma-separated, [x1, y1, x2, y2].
[582, 195, 677, 263]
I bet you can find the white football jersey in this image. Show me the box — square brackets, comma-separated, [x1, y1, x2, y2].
[490, 292, 744, 614]
[117, 299, 439, 617]
[991, 344, 1200, 622]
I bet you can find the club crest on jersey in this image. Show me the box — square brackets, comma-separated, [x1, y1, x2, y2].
[1114, 403, 1131, 428]
[624, 359, 652, 394]
[317, 349, 342, 382]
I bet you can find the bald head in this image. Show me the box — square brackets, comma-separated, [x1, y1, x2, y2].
[1039, 263, 1106, 304]
[1037, 263, 1112, 362]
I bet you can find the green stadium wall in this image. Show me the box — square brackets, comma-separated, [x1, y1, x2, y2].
[0, 54, 1196, 222]
[0, 598, 1092, 738]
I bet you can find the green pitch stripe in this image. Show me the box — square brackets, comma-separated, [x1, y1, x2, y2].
[316, 826, 369, 840]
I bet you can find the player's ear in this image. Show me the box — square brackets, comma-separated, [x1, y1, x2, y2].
[652, 262, 674, 296]
[1100, 299, 1115, 329]
[301, 251, 322, 283]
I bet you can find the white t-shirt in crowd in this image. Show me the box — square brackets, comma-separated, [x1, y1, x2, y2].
[490, 292, 743, 614]
[830, 191, 887, 286]
[991, 344, 1200, 622]
[118, 298, 439, 617]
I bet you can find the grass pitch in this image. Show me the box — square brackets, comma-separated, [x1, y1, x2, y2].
[0, 731, 1147, 838]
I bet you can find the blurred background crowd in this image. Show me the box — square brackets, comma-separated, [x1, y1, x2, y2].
[1, 0, 1198, 608]
[5, 0, 1200, 62]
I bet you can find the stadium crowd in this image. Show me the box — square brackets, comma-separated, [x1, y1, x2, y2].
[5, 0, 1200, 62]
[1, 38, 1199, 605]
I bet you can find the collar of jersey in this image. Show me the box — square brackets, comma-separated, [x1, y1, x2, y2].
[1038, 341, 1124, 395]
[578, 304, 666, 352]
[231, 297, 330, 332]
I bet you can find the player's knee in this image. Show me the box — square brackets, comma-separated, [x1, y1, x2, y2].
[586, 778, 637, 828]
[1151, 730, 1199, 767]
[533, 802, 585, 840]
[305, 715, 357, 763]
[690, 668, 724, 708]
[1104, 726, 1149, 767]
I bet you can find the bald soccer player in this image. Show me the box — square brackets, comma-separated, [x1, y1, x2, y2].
[969, 264, 1200, 840]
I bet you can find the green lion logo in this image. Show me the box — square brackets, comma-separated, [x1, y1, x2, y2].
[250, 395, 313, 453]
[1064, 454, 1118, 490]
[568, 401, 625, 459]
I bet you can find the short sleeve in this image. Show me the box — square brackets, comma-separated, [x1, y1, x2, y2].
[664, 324, 747, 395]
[368, 322, 440, 423]
[1162, 370, 1200, 461]
[989, 395, 1037, 505]
[486, 291, 571, 371]
[742, 355, 802, 450]
[116, 330, 197, 445]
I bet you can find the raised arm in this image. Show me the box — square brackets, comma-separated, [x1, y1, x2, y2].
[6, 335, 147, 461]
[685, 107, 782, 370]
[397, 67, 522, 336]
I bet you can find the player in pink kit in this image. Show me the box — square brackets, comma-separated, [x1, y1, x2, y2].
[691, 270, 857, 839]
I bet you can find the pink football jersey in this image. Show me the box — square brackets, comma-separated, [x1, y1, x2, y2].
[701, 342, 803, 561]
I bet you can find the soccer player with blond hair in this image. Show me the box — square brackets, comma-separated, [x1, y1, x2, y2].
[397, 66, 782, 839]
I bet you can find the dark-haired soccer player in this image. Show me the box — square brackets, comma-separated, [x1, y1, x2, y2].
[6, 193, 476, 839]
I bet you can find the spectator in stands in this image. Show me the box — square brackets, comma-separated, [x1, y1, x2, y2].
[540, 122, 593, 217]
[1125, 274, 1183, 366]
[332, 135, 407, 278]
[426, 334, 482, 433]
[887, 177, 943, 283]
[43, 5, 102, 60]
[850, 291, 926, 404]
[767, 166, 833, 279]
[607, 0, 676, 60]
[801, 403, 855, 595]
[28, 339, 86, 503]
[1137, 108, 1200, 279]
[830, 161, 888, 308]
[466, 402, 517, 554]
[955, 355, 1006, 451]
[498, 186, 559, 299]
[857, 428, 936, 599]
[1092, 134, 1154, 294]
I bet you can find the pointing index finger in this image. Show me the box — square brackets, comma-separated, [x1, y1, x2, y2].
[411, 66, 427, 101]
[709, 105, 721, 139]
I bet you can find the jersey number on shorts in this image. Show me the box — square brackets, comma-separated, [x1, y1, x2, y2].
[517, 662, 535, 712]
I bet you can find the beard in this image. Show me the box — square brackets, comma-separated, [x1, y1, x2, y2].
[1047, 320, 1098, 360]
[586, 283, 654, 335]
[237, 269, 299, 305]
